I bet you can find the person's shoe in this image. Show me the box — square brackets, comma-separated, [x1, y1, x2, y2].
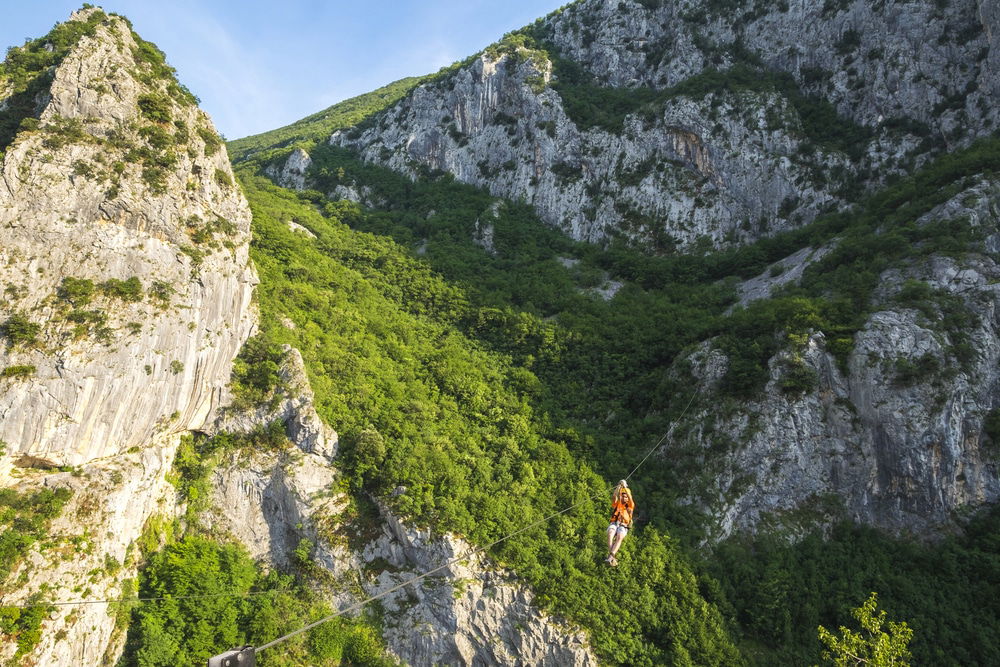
[605, 554, 614, 565]
[609, 555, 618, 567]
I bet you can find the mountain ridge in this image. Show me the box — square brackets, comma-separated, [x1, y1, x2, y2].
[2, 1, 1000, 665]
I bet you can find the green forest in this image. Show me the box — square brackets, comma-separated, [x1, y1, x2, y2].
[5, 7, 997, 665]
[214, 81, 1000, 663]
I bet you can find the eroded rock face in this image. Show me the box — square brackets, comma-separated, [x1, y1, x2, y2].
[0, 437, 183, 666]
[0, 9, 257, 470]
[264, 147, 311, 190]
[546, 0, 997, 138]
[331, 0, 995, 249]
[214, 345, 339, 460]
[206, 446, 597, 666]
[685, 178, 1000, 538]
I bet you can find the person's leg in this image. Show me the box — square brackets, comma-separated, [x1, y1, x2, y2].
[610, 527, 627, 557]
[606, 523, 617, 559]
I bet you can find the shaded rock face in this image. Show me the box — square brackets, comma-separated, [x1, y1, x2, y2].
[0, 437, 183, 667]
[368, 510, 595, 667]
[0, 10, 257, 470]
[207, 447, 596, 667]
[547, 0, 997, 139]
[332, 0, 995, 249]
[685, 178, 1000, 538]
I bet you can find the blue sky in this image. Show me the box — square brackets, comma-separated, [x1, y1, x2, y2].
[1, 1, 568, 139]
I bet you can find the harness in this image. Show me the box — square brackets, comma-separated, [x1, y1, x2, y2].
[610, 489, 634, 527]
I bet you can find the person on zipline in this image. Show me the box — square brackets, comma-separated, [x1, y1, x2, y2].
[606, 480, 634, 567]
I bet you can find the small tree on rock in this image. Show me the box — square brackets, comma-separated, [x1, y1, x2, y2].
[818, 592, 913, 666]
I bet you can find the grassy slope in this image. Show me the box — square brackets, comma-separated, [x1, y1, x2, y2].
[226, 76, 426, 163]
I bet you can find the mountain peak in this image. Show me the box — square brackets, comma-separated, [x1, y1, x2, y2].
[0, 6, 255, 468]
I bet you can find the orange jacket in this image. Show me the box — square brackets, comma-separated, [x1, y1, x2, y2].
[610, 488, 635, 527]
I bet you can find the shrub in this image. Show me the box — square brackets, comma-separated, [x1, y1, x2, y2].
[138, 124, 172, 150]
[892, 354, 941, 386]
[58, 276, 95, 306]
[781, 362, 818, 394]
[170, 360, 184, 375]
[230, 334, 287, 406]
[214, 168, 232, 187]
[148, 280, 175, 304]
[1, 365, 36, 379]
[983, 409, 1000, 449]
[197, 127, 222, 156]
[1, 314, 40, 346]
[137, 94, 171, 123]
[99, 276, 143, 301]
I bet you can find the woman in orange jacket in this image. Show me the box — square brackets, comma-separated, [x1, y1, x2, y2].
[606, 480, 634, 566]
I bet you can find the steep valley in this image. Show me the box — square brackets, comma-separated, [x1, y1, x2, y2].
[2, 1, 1000, 666]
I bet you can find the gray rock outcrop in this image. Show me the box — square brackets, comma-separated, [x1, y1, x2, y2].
[331, 0, 996, 249]
[265, 146, 311, 190]
[684, 177, 1000, 538]
[0, 9, 257, 470]
[213, 344, 338, 460]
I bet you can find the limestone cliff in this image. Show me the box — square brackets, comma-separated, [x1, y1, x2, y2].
[680, 175, 1000, 538]
[0, 9, 256, 666]
[0, 8, 256, 470]
[330, 0, 996, 248]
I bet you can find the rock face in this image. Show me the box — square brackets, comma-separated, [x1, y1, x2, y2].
[265, 146, 311, 190]
[0, 9, 257, 470]
[331, 0, 996, 248]
[0, 10, 258, 666]
[0, 436, 183, 666]
[685, 177, 1000, 538]
[207, 445, 597, 666]
[214, 345, 339, 460]
[368, 511, 595, 666]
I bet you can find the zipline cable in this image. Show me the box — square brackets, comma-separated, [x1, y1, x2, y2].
[257, 496, 590, 652]
[623, 388, 698, 483]
[256, 386, 701, 654]
[5, 388, 700, 617]
[1, 586, 327, 610]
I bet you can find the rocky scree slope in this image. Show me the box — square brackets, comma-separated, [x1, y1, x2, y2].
[329, 0, 996, 249]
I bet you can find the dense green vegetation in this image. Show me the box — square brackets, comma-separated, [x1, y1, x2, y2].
[0, 487, 73, 661]
[226, 107, 999, 662]
[710, 509, 1000, 665]
[227, 76, 428, 162]
[123, 534, 393, 667]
